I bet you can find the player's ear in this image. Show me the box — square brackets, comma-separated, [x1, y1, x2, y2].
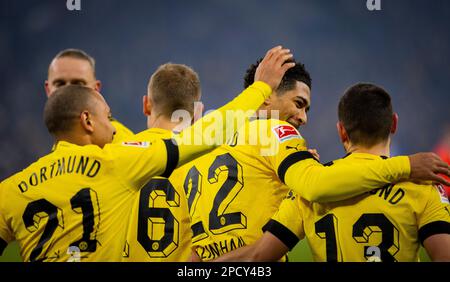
[391, 113, 398, 134]
[44, 80, 51, 97]
[263, 94, 276, 107]
[143, 95, 152, 116]
[80, 111, 95, 133]
[337, 121, 348, 143]
[95, 80, 102, 92]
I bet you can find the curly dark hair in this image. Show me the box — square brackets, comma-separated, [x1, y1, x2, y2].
[243, 58, 312, 94]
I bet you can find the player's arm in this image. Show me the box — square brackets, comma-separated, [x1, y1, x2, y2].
[114, 46, 294, 187]
[280, 151, 450, 203]
[108, 138, 180, 189]
[418, 185, 450, 261]
[423, 234, 450, 261]
[175, 46, 295, 166]
[264, 121, 450, 202]
[213, 192, 303, 262]
[213, 231, 290, 262]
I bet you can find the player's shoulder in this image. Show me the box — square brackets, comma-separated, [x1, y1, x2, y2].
[104, 128, 170, 151]
[393, 180, 435, 190]
[134, 128, 173, 141]
[393, 181, 449, 203]
[247, 118, 297, 131]
[243, 118, 304, 143]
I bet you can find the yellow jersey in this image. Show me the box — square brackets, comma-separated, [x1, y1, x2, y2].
[184, 120, 411, 261]
[266, 153, 450, 262]
[187, 119, 302, 260]
[0, 81, 274, 262]
[121, 81, 275, 261]
[122, 128, 194, 261]
[111, 119, 134, 143]
[0, 139, 176, 262]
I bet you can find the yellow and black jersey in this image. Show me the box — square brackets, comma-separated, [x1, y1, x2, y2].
[0, 81, 274, 262]
[0, 139, 177, 262]
[122, 128, 194, 261]
[184, 119, 305, 261]
[121, 81, 274, 261]
[182, 119, 412, 261]
[265, 153, 450, 262]
[111, 119, 134, 143]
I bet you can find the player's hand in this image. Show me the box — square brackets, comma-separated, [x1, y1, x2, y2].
[190, 249, 202, 262]
[409, 152, 450, 186]
[255, 46, 295, 91]
[308, 149, 320, 161]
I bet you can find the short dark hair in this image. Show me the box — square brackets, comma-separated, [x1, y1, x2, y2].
[243, 58, 312, 94]
[338, 83, 393, 147]
[148, 63, 201, 117]
[50, 48, 96, 76]
[44, 85, 98, 135]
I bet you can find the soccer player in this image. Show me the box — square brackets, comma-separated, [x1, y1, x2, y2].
[122, 46, 296, 261]
[0, 45, 295, 262]
[185, 58, 450, 261]
[213, 83, 450, 262]
[45, 48, 134, 142]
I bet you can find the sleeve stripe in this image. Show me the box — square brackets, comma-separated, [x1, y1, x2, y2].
[191, 222, 206, 238]
[0, 237, 7, 255]
[278, 151, 316, 184]
[262, 219, 300, 250]
[418, 221, 450, 245]
[161, 139, 179, 178]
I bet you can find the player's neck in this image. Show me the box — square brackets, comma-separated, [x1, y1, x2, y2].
[149, 115, 190, 132]
[346, 140, 391, 157]
[54, 133, 93, 147]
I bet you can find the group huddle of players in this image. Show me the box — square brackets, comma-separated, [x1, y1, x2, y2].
[0, 46, 449, 262]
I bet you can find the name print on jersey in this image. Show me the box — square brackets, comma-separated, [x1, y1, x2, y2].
[17, 155, 101, 193]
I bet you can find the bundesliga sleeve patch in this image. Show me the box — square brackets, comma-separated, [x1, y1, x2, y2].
[435, 184, 449, 204]
[121, 141, 150, 148]
[272, 125, 302, 143]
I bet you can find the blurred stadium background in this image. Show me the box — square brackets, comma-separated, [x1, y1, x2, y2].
[1, 0, 449, 262]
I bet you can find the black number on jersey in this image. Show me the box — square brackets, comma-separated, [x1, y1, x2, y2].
[189, 153, 246, 240]
[137, 178, 180, 258]
[208, 153, 246, 234]
[69, 188, 99, 252]
[353, 213, 399, 262]
[23, 199, 62, 262]
[22, 188, 100, 262]
[184, 166, 202, 216]
[314, 213, 399, 261]
[315, 214, 339, 261]
[184, 166, 208, 242]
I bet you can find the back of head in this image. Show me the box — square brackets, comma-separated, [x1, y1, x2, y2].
[148, 63, 201, 117]
[244, 58, 312, 94]
[49, 48, 96, 76]
[44, 85, 97, 135]
[338, 83, 393, 147]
